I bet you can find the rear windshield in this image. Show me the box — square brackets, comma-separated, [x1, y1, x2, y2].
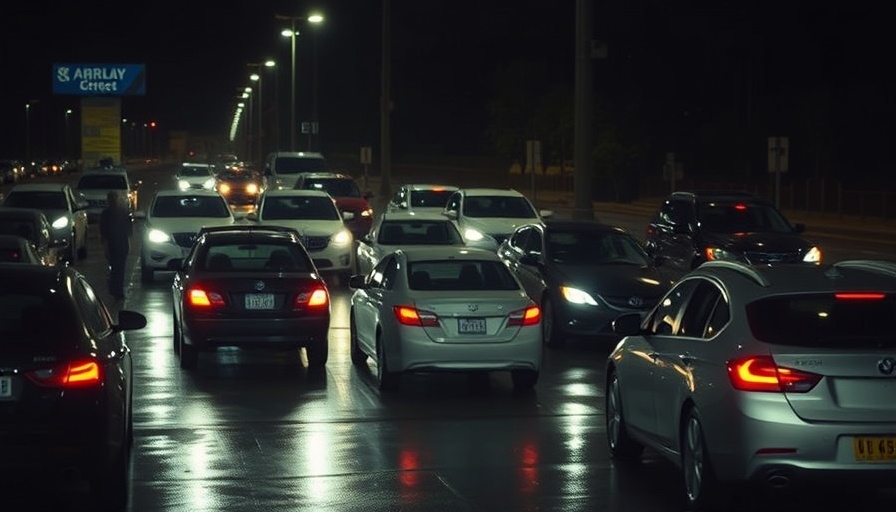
[747, 293, 896, 348]
[77, 174, 128, 190]
[200, 243, 312, 272]
[179, 166, 213, 177]
[0, 292, 73, 349]
[151, 195, 231, 218]
[275, 157, 329, 174]
[407, 260, 520, 291]
[300, 178, 361, 198]
[377, 220, 464, 245]
[697, 201, 793, 233]
[0, 219, 39, 241]
[463, 195, 536, 219]
[410, 189, 453, 209]
[4, 191, 66, 210]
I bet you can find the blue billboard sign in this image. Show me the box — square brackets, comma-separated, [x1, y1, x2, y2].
[53, 63, 146, 96]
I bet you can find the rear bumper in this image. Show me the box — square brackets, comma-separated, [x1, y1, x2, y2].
[185, 316, 330, 350]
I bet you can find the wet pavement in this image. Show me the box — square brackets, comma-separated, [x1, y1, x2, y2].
[4, 164, 895, 512]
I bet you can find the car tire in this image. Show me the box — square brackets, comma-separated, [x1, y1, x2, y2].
[179, 338, 198, 370]
[682, 407, 727, 511]
[349, 311, 368, 365]
[511, 369, 539, 389]
[376, 334, 400, 391]
[140, 263, 153, 284]
[305, 338, 329, 368]
[542, 296, 565, 347]
[606, 372, 644, 461]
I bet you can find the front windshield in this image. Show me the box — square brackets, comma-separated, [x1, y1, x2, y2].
[77, 174, 128, 190]
[4, 191, 66, 210]
[547, 229, 650, 265]
[179, 166, 213, 177]
[217, 170, 256, 182]
[697, 201, 793, 233]
[376, 220, 464, 245]
[302, 178, 361, 198]
[260, 196, 340, 221]
[151, 195, 231, 218]
[463, 195, 536, 219]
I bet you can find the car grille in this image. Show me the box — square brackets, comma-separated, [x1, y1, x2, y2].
[602, 294, 659, 310]
[300, 236, 329, 252]
[743, 250, 802, 264]
[172, 232, 198, 248]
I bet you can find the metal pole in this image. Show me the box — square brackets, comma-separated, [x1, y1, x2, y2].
[25, 104, 31, 163]
[379, 0, 392, 198]
[257, 73, 264, 166]
[290, 20, 297, 152]
[573, 0, 594, 220]
[311, 32, 319, 152]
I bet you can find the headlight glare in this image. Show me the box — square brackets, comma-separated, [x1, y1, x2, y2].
[51, 216, 69, 229]
[147, 228, 171, 244]
[560, 286, 599, 306]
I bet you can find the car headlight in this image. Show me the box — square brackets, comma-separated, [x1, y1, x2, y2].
[360, 208, 373, 217]
[147, 228, 172, 244]
[803, 246, 823, 263]
[51, 216, 69, 230]
[560, 286, 599, 306]
[218, 183, 231, 194]
[203, 178, 216, 189]
[464, 228, 486, 242]
[332, 229, 353, 247]
[704, 246, 737, 261]
[177, 179, 190, 191]
[246, 183, 259, 194]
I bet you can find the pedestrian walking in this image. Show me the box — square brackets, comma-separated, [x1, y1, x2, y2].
[100, 190, 132, 301]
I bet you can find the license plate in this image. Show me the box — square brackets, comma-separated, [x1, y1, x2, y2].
[245, 293, 275, 310]
[458, 318, 486, 335]
[0, 376, 11, 398]
[854, 436, 896, 462]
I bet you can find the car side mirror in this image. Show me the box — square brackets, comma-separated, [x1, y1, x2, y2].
[342, 211, 355, 221]
[443, 210, 458, 220]
[133, 211, 147, 220]
[612, 312, 643, 336]
[348, 274, 367, 289]
[115, 309, 147, 332]
[539, 209, 554, 218]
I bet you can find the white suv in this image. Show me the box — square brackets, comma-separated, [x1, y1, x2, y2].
[263, 151, 329, 190]
[442, 188, 553, 247]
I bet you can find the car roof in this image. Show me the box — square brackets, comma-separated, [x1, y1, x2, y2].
[397, 246, 502, 263]
[690, 260, 896, 297]
[543, 219, 630, 234]
[460, 187, 526, 197]
[380, 211, 451, 222]
[198, 225, 302, 242]
[0, 207, 47, 219]
[262, 189, 331, 198]
[669, 190, 766, 203]
[0, 234, 30, 245]
[299, 172, 351, 179]
[0, 262, 72, 286]
[403, 183, 459, 191]
[153, 189, 224, 197]
[6, 183, 67, 192]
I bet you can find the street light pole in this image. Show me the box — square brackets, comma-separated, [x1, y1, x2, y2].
[276, 13, 324, 153]
[64, 109, 72, 160]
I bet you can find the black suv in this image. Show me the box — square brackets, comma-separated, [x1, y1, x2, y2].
[644, 191, 822, 279]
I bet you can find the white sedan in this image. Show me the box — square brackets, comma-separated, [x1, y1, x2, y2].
[248, 189, 354, 282]
[348, 246, 543, 391]
[136, 189, 237, 282]
[442, 187, 552, 247]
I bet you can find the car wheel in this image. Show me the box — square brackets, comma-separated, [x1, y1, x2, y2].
[349, 310, 367, 365]
[305, 338, 329, 368]
[606, 372, 645, 461]
[511, 369, 539, 389]
[376, 333, 400, 391]
[179, 338, 198, 370]
[172, 306, 181, 355]
[542, 296, 565, 347]
[682, 408, 727, 510]
[140, 263, 153, 284]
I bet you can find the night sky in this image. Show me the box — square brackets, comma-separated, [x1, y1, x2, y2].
[2, 0, 895, 185]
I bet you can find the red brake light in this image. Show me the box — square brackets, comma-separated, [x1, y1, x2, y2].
[393, 305, 439, 327]
[835, 292, 886, 300]
[727, 356, 821, 393]
[297, 287, 329, 308]
[188, 287, 226, 307]
[26, 360, 102, 388]
[508, 306, 541, 327]
[734, 204, 748, 210]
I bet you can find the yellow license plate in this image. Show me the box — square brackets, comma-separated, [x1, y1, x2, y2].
[853, 437, 896, 462]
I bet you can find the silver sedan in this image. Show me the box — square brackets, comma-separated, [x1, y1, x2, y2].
[349, 246, 543, 391]
[606, 259, 896, 511]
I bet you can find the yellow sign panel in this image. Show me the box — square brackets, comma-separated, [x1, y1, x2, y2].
[80, 97, 121, 167]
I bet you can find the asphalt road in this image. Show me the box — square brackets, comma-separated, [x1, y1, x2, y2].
[3, 164, 895, 512]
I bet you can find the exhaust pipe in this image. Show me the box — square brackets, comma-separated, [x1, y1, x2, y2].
[765, 470, 791, 489]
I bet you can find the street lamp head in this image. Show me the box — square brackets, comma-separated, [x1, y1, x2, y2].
[244, 87, 252, 94]
[264, 60, 276, 68]
[281, 28, 297, 37]
[308, 14, 324, 23]
[250, 73, 260, 82]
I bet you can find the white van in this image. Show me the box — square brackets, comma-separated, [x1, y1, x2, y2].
[263, 151, 329, 190]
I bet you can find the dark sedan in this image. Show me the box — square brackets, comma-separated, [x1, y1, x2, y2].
[171, 225, 331, 370]
[0, 234, 43, 264]
[0, 207, 66, 266]
[498, 220, 671, 346]
[0, 263, 146, 510]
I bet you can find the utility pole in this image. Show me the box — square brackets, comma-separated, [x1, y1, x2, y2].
[379, 0, 392, 199]
[573, 0, 595, 220]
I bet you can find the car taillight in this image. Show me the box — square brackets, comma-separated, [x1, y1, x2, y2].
[835, 292, 885, 300]
[188, 287, 226, 307]
[727, 355, 821, 393]
[295, 286, 329, 309]
[393, 305, 439, 327]
[26, 360, 102, 388]
[508, 306, 541, 327]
